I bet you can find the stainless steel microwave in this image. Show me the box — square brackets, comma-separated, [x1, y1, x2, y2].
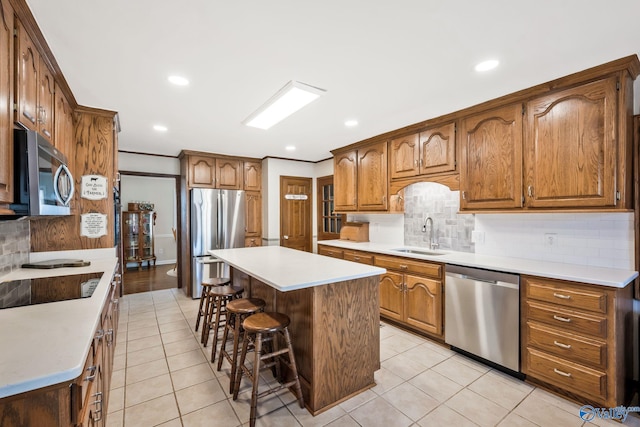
[10, 129, 74, 216]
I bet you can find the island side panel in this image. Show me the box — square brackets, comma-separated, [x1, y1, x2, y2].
[309, 276, 380, 412]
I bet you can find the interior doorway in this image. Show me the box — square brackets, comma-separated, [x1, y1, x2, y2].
[280, 176, 312, 252]
[120, 172, 179, 294]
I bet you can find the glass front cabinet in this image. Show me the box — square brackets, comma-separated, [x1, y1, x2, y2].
[122, 210, 156, 270]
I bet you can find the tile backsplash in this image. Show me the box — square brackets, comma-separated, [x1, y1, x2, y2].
[403, 182, 474, 252]
[353, 181, 634, 271]
[0, 220, 30, 277]
[474, 212, 635, 269]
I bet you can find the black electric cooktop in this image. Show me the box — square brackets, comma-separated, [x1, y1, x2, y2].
[0, 272, 104, 309]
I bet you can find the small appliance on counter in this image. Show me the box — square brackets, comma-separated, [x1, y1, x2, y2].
[339, 222, 369, 242]
[22, 259, 91, 269]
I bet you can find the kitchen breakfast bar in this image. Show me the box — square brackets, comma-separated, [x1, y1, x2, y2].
[209, 246, 385, 415]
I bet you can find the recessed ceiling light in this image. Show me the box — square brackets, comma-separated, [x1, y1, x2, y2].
[153, 125, 168, 132]
[475, 59, 499, 72]
[168, 75, 189, 86]
[243, 80, 326, 130]
[345, 119, 358, 127]
[285, 145, 296, 151]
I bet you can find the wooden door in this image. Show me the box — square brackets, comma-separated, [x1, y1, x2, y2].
[0, 0, 13, 204]
[38, 57, 55, 142]
[357, 141, 388, 210]
[524, 78, 617, 208]
[187, 155, 215, 188]
[243, 160, 262, 191]
[459, 103, 523, 210]
[404, 274, 442, 336]
[419, 122, 456, 175]
[333, 149, 358, 211]
[15, 20, 39, 131]
[379, 271, 403, 321]
[280, 176, 312, 252]
[245, 191, 261, 237]
[215, 158, 243, 189]
[390, 133, 419, 179]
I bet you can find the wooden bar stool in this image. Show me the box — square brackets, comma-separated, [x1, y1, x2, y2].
[216, 298, 266, 393]
[195, 277, 230, 332]
[201, 285, 244, 349]
[233, 312, 304, 427]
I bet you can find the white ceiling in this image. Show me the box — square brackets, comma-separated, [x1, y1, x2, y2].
[25, 0, 640, 162]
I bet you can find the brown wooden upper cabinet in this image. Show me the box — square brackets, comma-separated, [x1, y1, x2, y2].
[245, 191, 261, 237]
[244, 160, 262, 191]
[187, 155, 216, 188]
[0, 0, 13, 205]
[15, 20, 55, 143]
[334, 141, 389, 212]
[215, 158, 243, 190]
[390, 122, 456, 179]
[459, 103, 524, 210]
[524, 78, 617, 208]
[54, 84, 76, 212]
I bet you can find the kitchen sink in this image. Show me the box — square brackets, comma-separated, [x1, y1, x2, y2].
[391, 248, 446, 256]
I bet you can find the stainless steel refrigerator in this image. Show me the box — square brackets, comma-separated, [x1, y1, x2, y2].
[191, 188, 245, 298]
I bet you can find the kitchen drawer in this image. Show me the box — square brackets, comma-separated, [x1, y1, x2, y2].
[524, 276, 607, 314]
[374, 255, 442, 278]
[343, 250, 374, 265]
[525, 347, 607, 401]
[525, 300, 607, 339]
[526, 321, 607, 369]
[318, 246, 344, 259]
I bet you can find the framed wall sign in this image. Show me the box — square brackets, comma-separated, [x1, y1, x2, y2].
[81, 175, 108, 200]
[81, 213, 108, 238]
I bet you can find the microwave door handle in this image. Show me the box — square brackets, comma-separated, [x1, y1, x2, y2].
[53, 164, 74, 206]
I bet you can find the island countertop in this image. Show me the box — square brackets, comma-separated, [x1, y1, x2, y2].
[209, 246, 385, 291]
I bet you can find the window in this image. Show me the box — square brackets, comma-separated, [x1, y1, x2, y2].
[317, 175, 345, 240]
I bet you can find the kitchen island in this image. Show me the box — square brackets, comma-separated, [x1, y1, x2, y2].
[209, 246, 385, 415]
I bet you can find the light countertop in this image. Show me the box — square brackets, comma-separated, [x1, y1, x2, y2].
[0, 253, 117, 398]
[317, 240, 638, 288]
[209, 246, 385, 291]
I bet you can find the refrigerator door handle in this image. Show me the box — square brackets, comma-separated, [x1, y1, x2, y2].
[217, 192, 223, 249]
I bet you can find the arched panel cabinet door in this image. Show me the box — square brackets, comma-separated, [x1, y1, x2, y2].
[333, 149, 358, 211]
[357, 141, 388, 211]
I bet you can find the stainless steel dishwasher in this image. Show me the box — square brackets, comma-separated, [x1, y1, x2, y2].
[445, 264, 520, 372]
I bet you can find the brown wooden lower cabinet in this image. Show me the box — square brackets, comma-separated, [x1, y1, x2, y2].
[244, 268, 380, 415]
[521, 275, 634, 407]
[0, 271, 120, 427]
[374, 254, 444, 338]
[317, 245, 445, 339]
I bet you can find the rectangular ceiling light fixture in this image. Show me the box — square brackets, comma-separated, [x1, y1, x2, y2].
[243, 80, 326, 130]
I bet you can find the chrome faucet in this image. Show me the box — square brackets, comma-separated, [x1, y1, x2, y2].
[422, 216, 439, 250]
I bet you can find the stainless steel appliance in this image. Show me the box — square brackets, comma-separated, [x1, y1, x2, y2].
[10, 129, 74, 216]
[445, 264, 520, 372]
[191, 188, 245, 298]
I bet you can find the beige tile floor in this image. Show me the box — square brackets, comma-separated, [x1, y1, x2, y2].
[105, 288, 640, 427]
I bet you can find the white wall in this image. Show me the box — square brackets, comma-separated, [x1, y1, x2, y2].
[118, 152, 180, 175]
[120, 175, 177, 266]
[262, 157, 333, 250]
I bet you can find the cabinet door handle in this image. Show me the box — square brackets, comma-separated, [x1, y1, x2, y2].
[92, 391, 103, 421]
[553, 292, 571, 300]
[85, 365, 97, 382]
[553, 315, 571, 323]
[414, 160, 418, 166]
[23, 110, 36, 124]
[419, 158, 423, 166]
[527, 186, 533, 197]
[553, 340, 572, 349]
[95, 329, 104, 340]
[461, 191, 466, 200]
[553, 368, 572, 378]
[43, 129, 51, 138]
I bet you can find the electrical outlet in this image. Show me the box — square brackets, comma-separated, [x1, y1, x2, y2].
[544, 233, 557, 247]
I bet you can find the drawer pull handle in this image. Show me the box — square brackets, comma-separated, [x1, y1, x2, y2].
[399, 265, 408, 270]
[553, 315, 571, 323]
[553, 340, 572, 349]
[85, 365, 97, 382]
[553, 368, 572, 378]
[553, 292, 571, 300]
